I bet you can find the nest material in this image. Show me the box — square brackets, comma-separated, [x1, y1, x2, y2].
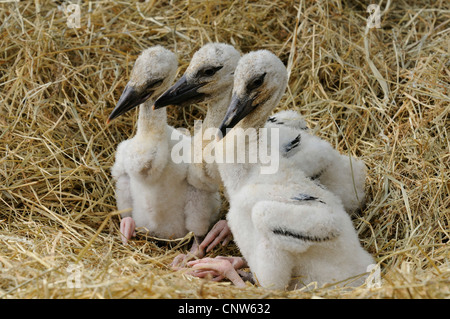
[0, 0, 448, 299]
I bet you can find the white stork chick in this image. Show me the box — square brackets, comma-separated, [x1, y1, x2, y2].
[188, 50, 374, 290]
[108, 46, 220, 245]
[154, 43, 241, 257]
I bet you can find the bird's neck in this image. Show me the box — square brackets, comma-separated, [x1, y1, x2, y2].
[216, 101, 277, 193]
[216, 126, 261, 193]
[203, 93, 231, 130]
[196, 97, 228, 159]
[189, 92, 232, 186]
[136, 99, 167, 136]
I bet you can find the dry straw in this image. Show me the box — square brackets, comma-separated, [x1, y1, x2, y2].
[0, 0, 448, 299]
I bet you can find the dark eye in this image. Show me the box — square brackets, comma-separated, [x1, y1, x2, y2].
[247, 73, 266, 91]
[253, 78, 263, 87]
[198, 65, 223, 78]
[145, 79, 163, 91]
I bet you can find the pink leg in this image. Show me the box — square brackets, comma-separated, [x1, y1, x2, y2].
[120, 217, 136, 245]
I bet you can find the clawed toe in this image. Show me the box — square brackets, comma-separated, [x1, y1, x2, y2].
[187, 257, 246, 288]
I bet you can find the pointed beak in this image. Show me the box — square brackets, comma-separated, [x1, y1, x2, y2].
[216, 93, 255, 140]
[108, 84, 153, 123]
[153, 75, 206, 109]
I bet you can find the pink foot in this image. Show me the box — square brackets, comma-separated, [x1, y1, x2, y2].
[170, 221, 232, 269]
[198, 220, 232, 253]
[120, 217, 136, 245]
[187, 256, 247, 288]
[170, 236, 204, 270]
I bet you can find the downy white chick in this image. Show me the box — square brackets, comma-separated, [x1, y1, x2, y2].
[188, 50, 374, 290]
[154, 43, 241, 259]
[108, 46, 220, 245]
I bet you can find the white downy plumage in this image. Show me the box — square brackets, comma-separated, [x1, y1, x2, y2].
[155, 43, 241, 193]
[108, 46, 220, 244]
[192, 50, 374, 290]
[154, 43, 241, 257]
[265, 110, 367, 214]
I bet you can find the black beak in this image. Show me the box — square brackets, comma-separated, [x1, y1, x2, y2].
[217, 93, 255, 140]
[153, 75, 206, 109]
[107, 84, 153, 123]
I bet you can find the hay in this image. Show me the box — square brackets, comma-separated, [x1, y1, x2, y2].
[0, 0, 448, 299]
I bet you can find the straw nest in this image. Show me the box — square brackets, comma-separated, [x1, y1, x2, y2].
[0, 0, 448, 299]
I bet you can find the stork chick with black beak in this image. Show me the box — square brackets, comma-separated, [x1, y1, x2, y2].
[187, 50, 374, 290]
[108, 46, 220, 246]
[154, 43, 241, 263]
